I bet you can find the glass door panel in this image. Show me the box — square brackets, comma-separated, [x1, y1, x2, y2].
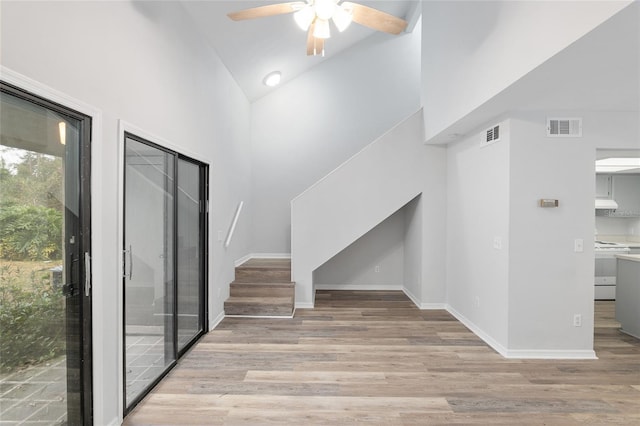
[123, 136, 175, 408]
[177, 159, 203, 352]
[0, 85, 91, 424]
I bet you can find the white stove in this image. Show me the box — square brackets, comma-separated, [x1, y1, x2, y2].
[594, 241, 630, 300]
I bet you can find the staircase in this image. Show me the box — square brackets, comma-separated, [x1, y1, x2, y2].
[224, 258, 295, 317]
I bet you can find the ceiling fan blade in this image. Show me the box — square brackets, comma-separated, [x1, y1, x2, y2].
[342, 2, 408, 35]
[306, 22, 325, 56]
[228, 2, 306, 21]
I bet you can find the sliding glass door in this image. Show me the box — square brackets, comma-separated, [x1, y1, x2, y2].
[123, 133, 207, 413]
[0, 83, 92, 424]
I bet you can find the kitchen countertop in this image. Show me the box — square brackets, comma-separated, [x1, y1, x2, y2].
[616, 254, 640, 263]
[596, 235, 640, 248]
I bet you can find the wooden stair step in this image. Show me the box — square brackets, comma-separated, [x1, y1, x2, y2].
[230, 281, 295, 298]
[224, 296, 294, 317]
[234, 258, 291, 283]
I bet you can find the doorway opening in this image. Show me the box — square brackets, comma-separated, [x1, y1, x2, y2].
[122, 132, 208, 414]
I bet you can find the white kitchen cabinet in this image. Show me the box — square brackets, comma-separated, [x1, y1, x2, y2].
[596, 174, 612, 199]
[610, 175, 640, 217]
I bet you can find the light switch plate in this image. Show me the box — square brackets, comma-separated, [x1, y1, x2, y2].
[574, 238, 584, 252]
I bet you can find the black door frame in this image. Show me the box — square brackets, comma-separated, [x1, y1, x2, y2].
[122, 132, 209, 415]
[0, 81, 93, 425]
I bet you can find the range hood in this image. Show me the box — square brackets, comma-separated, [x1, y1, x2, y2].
[595, 199, 618, 210]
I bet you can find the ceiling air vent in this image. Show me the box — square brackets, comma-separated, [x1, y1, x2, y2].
[547, 118, 582, 137]
[481, 124, 501, 148]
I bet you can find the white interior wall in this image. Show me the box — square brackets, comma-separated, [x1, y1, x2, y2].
[508, 114, 595, 354]
[0, 2, 252, 424]
[251, 19, 422, 254]
[419, 145, 448, 305]
[314, 208, 405, 289]
[446, 120, 511, 350]
[421, 0, 632, 141]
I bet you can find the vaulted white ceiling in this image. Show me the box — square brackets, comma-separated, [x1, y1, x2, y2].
[180, 0, 419, 101]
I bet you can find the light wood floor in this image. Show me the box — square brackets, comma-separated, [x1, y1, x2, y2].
[124, 291, 640, 425]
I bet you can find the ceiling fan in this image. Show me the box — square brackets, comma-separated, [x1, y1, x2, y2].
[227, 0, 408, 56]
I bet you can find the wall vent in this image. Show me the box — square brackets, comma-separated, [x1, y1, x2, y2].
[547, 118, 582, 137]
[481, 124, 501, 147]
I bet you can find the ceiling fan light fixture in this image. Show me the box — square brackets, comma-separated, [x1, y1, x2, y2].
[263, 71, 282, 87]
[332, 4, 352, 32]
[294, 5, 315, 30]
[313, 18, 331, 39]
[314, 0, 337, 20]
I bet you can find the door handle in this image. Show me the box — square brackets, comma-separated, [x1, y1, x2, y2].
[122, 245, 133, 279]
[84, 252, 91, 297]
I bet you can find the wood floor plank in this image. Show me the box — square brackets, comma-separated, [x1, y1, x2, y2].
[124, 291, 640, 425]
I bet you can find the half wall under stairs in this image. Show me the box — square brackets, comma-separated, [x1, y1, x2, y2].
[224, 258, 295, 317]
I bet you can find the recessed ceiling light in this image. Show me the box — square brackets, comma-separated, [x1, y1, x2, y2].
[263, 71, 281, 87]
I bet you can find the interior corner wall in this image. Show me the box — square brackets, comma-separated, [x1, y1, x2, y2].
[420, 145, 448, 305]
[421, 0, 633, 141]
[250, 18, 422, 254]
[1, 1, 252, 424]
[446, 121, 510, 350]
[314, 208, 405, 289]
[403, 195, 423, 302]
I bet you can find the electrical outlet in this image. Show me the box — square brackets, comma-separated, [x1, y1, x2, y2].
[574, 239, 584, 253]
[573, 314, 582, 327]
[493, 237, 502, 250]
[374, 265, 380, 273]
[217, 230, 223, 242]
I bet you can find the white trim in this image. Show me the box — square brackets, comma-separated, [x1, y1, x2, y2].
[116, 122, 126, 422]
[0, 66, 109, 426]
[209, 311, 225, 331]
[445, 304, 510, 357]
[118, 120, 213, 165]
[421, 303, 449, 310]
[225, 311, 296, 320]
[446, 304, 598, 360]
[105, 419, 120, 426]
[619, 328, 640, 340]
[234, 253, 291, 267]
[316, 284, 403, 291]
[234, 254, 253, 267]
[402, 286, 421, 308]
[503, 349, 598, 360]
[295, 302, 315, 309]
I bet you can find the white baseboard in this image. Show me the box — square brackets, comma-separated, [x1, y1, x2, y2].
[209, 311, 225, 330]
[315, 284, 403, 291]
[402, 287, 420, 308]
[421, 303, 448, 310]
[445, 304, 509, 357]
[234, 253, 291, 267]
[446, 304, 598, 360]
[295, 302, 315, 309]
[402, 287, 447, 310]
[503, 349, 598, 359]
[620, 328, 640, 340]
